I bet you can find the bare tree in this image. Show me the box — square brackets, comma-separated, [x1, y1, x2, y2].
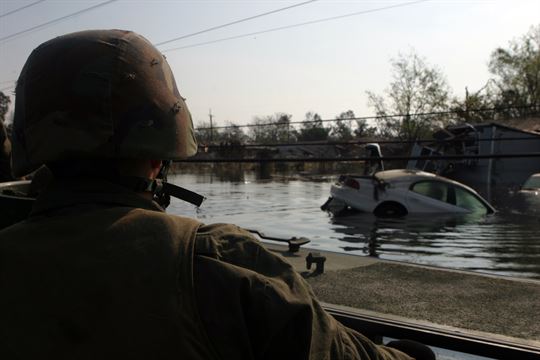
[195, 121, 220, 144]
[221, 122, 248, 145]
[366, 50, 451, 141]
[248, 112, 292, 144]
[451, 82, 497, 123]
[296, 112, 329, 141]
[331, 111, 354, 141]
[0, 92, 10, 123]
[488, 24, 540, 118]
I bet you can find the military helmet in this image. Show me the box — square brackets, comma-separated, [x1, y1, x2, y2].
[11, 29, 197, 177]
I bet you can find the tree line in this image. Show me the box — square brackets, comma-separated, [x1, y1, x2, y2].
[196, 25, 540, 145]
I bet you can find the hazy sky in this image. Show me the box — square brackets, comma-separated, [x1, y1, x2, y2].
[1, 0, 539, 127]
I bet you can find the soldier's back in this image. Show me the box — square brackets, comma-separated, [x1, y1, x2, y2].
[0, 198, 215, 360]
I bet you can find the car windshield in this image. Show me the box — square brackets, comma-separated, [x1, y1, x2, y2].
[453, 186, 489, 215]
[411, 180, 490, 215]
[523, 176, 540, 189]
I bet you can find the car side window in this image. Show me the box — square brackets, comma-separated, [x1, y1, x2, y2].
[523, 176, 540, 189]
[410, 181, 448, 202]
[453, 186, 489, 214]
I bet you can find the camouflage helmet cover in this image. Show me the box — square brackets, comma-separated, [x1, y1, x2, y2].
[12, 29, 197, 177]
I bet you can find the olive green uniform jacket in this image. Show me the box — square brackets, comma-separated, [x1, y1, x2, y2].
[0, 179, 411, 360]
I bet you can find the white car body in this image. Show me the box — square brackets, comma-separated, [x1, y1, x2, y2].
[325, 169, 495, 217]
[519, 173, 540, 195]
[517, 173, 540, 209]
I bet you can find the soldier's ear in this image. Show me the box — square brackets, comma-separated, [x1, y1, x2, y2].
[149, 159, 162, 178]
[150, 160, 162, 170]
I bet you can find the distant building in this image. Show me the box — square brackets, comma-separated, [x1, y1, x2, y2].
[407, 119, 540, 202]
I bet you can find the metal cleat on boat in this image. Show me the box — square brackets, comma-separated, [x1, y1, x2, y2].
[246, 229, 310, 253]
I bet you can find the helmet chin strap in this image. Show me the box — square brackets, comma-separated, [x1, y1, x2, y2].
[112, 160, 205, 209]
[158, 181, 205, 208]
[152, 160, 205, 209]
[153, 160, 172, 208]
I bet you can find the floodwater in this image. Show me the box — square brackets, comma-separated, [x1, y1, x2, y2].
[168, 172, 540, 280]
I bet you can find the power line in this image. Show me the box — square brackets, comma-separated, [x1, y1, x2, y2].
[0, 0, 118, 43]
[0, 0, 46, 19]
[198, 135, 540, 150]
[154, 0, 319, 47]
[195, 105, 540, 131]
[176, 153, 540, 163]
[162, 0, 429, 52]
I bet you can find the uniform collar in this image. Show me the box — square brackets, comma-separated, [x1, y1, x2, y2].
[31, 178, 164, 217]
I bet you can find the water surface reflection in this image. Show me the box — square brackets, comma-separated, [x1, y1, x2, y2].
[169, 173, 540, 279]
[331, 212, 540, 279]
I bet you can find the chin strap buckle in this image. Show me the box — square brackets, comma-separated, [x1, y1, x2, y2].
[160, 182, 205, 207]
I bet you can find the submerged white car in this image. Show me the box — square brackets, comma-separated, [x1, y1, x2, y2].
[519, 173, 540, 195]
[517, 173, 540, 210]
[322, 169, 495, 217]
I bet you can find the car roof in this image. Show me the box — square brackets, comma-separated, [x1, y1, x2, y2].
[374, 169, 438, 182]
[374, 169, 477, 192]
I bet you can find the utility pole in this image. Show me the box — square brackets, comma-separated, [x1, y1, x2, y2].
[208, 108, 214, 143]
[465, 86, 469, 120]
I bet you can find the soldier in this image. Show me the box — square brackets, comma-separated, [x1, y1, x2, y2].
[0, 30, 429, 360]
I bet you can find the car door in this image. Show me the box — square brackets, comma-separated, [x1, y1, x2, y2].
[406, 180, 469, 213]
